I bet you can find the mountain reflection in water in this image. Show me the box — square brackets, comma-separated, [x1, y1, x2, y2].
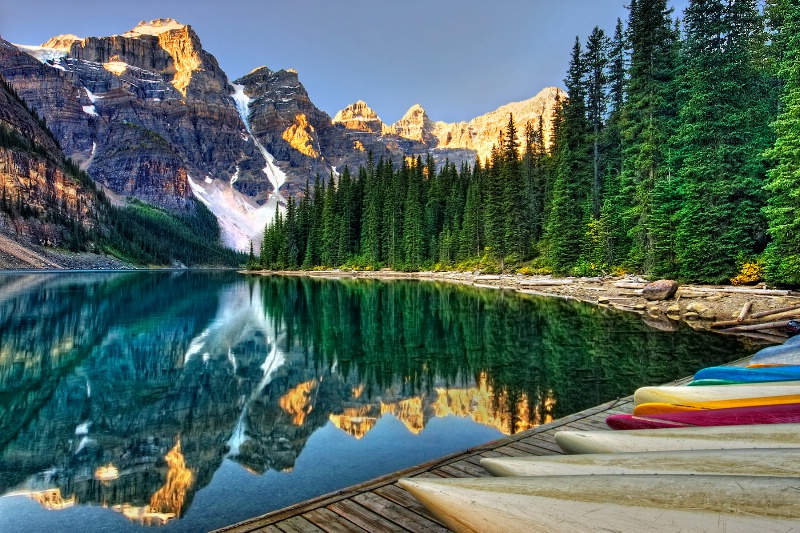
[0, 272, 752, 532]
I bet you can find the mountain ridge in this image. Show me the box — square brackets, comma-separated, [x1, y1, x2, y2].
[1, 19, 561, 252]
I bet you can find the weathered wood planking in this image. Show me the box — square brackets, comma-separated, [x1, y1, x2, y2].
[215, 357, 751, 533]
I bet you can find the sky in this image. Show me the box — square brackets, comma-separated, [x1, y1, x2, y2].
[0, 0, 689, 124]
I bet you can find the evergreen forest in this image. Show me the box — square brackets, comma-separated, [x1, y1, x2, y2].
[259, 0, 800, 285]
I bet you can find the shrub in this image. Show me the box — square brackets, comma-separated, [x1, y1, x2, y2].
[730, 261, 765, 286]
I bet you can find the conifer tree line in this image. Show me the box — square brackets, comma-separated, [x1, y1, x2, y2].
[259, 0, 800, 285]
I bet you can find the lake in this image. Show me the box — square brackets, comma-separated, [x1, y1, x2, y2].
[0, 271, 752, 532]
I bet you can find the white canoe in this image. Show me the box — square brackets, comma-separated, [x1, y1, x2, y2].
[399, 475, 800, 533]
[555, 423, 800, 454]
[634, 383, 800, 405]
[481, 447, 800, 477]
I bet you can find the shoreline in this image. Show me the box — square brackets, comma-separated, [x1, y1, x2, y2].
[244, 269, 800, 345]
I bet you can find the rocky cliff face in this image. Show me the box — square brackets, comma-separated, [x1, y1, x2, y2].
[0, 69, 101, 249]
[332, 100, 391, 135]
[0, 20, 266, 213]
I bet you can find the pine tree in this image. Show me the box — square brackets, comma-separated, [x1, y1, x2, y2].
[763, 0, 800, 284]
[383, 159, 404, 267]
[321, 172, 338, 267]
[484, 140, 506, 267]
[502, 114, 530, 261]
[459, 160, 484, 259]
[544, 38, 592, 274]
[674, 0, 771, 282]
[303, 174, 324, 268]
[404, 157, 424, 269]
[597, 18, 628, 269]
[285, 196, 299, 268]
[617, 0, 678, 272]
[584, 26, 609, 220]
[360, 153, 382, 265]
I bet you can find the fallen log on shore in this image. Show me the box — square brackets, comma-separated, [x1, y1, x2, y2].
[719, 320, 795, 333]
[518, 279, 574, 286]
[750, 304, 800, 320]
[713, 309, 800, 328]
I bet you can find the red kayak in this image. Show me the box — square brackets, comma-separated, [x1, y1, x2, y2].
[606, 403, 800, 430]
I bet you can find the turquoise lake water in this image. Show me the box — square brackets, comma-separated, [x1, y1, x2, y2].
[0, 271, 752, 532]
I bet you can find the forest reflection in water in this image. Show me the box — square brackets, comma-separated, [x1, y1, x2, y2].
[0, 272, 752, 532]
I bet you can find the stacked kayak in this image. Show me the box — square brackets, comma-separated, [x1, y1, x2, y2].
[557, 422, 800, 452]
[401, 337, 800, 533]
[480, 447, 800, 477]
[689, 365, 800, 385]
[399, 475, 800, 533]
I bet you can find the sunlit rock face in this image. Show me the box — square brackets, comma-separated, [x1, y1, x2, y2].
[391, 104, 437, 146]
[332, 101, 392, 136]
[0, 20, 265, 210]
[0, 69, 111, 252]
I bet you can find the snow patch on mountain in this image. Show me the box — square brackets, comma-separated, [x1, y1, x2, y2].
[231, 83, 286, 198]
[188, 175, 278, 252]
[13, 44, 67, 65]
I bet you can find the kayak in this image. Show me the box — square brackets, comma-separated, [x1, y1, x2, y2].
[398, 475, 800, 533]
[633, 394, 800, 415]
[554, 423, 800, 454]
[634, 383, 800, 405]
[480, 448, 800, 477]
[606, 415, 697, 430]
[607, 403, 800, 429]
[749, 345, 800, 367]
[690, 365, 800, 385]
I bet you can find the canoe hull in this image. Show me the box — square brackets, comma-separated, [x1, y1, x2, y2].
[634, 395, 800, 414]
[634, 383, 800, 405]
[480, 448, 800, 478]
[555, 423, 800, 454]
[608, 402, 800, 430]
[691, 365, 800, 384]
[399, 475, 800, 533]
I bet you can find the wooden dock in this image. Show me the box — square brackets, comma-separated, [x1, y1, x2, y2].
[214, 365, 736, 533]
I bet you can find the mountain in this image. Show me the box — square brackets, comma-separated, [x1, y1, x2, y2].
[0, 67, 241, 267]
[1, 19, 562, 253]
[0, 68, 112, 267]
[330, 88, 562, 167]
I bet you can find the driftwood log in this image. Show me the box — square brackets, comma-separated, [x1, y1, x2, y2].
[712, 308, 800, 328]
[518, 279, 575, 286]
[737, 301, 753, 322]
[749, 304, 800, 320]
[719, 319, 794, 333]
[614, 282, 648, 289]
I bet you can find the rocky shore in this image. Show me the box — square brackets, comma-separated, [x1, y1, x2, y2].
[246, 269, 800, 346]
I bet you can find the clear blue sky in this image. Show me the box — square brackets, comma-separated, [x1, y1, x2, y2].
[0, 0, 689, 124]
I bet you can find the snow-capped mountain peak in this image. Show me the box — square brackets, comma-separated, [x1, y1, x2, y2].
[122, 18, 186, 38]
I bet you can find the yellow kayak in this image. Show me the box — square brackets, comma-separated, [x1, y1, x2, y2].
[634, 394, 800, 415]
[634, 383, 800, 405]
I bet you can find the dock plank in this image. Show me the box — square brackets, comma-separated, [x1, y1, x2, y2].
[327, 500, 405, 533]
[302, 508, 368, 533]
[277, 516, 325, 533]
[352, 492, 450, 533]
[374, 484, 446, 526]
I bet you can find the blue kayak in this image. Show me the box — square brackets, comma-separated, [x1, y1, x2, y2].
[690, 366, 800, 385]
